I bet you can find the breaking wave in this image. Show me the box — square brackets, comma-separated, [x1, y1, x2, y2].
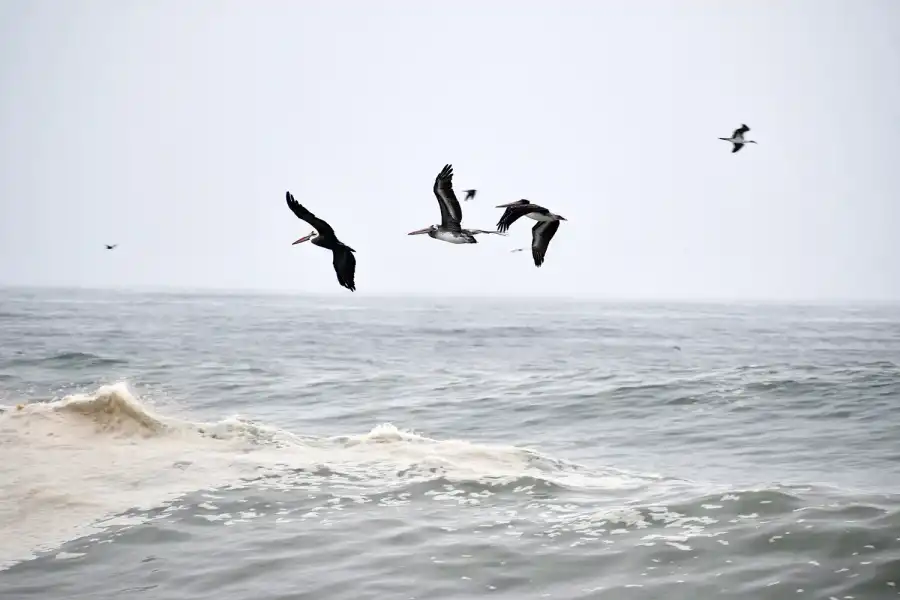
[0, 382, 657, 569]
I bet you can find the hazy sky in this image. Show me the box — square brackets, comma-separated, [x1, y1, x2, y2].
[1, 0, 898, 300]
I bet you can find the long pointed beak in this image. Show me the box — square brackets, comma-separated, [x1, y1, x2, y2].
[408, 227, 431, 235]
[495, 201, 519, 208]
[559, 216, 568, 221]
[292, 233, 314, 245]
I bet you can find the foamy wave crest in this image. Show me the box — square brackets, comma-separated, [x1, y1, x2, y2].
[1, 382, 180, 437]
[326, 423, 655, 491]
[2, 383, 303, 446]
[0, 383, 270, 570]
[0, 382, 657, 571]
[47, 382, 170, 435]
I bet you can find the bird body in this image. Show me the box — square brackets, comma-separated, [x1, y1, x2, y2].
[432, 228, 477, 244]
[286, 192, 357, 292]
[525, 211, 558, 222]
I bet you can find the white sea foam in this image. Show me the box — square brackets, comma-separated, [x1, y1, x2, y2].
[0, 382, 653, 570]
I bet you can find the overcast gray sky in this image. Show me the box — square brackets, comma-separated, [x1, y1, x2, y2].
[1, 0, 897, 300]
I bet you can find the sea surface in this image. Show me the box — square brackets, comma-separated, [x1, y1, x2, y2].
[1, 287, 899, 599]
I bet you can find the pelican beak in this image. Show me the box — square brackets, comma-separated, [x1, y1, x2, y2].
[408, 227, 431, 235]
[495, 201, 519, 208]
[292, 233, 314, 245]
[559, 216, 568, 221]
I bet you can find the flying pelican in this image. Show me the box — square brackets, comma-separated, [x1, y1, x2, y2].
[463, 189, 477, 201]
[104, 244, 117, 250]
[285, 192, 357, 292]
[719, 124, 757, 153]
[495, 200, 567, 267]
[408, 164, 504, 244]
[495, 200, 567, 233]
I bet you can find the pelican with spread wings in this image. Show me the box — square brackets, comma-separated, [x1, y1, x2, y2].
[495, 200, 567, 267]
[286, 192, 357, 292]
[407, 164, 504, 244]
[719, 123, 758, 153]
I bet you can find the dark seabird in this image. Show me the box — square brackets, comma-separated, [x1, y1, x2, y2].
[285, 192, 357, 292]
[495, 200, 566, 233]
[719, 124, 757, 153]
[105, 244, 117, 250]
[463, 189, 477, 201]
[408, 164, 505, 244]
[495, 200, 567, 267]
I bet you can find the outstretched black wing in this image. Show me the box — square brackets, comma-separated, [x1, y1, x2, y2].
[531, 220, 560, 267]
[731, 124, 749, 139]
[286, 192, 336, 240]
[332, 246, 357, 292]
[497, 202, 542, 233]
[433, 164, 463, 231]
[732, 143, 744, 153]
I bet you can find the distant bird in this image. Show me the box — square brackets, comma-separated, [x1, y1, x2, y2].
[408, 164, 505, 244]
[462, 189, 477, 201]
[510, 248, 525, 253]
[719, 124, 757, 153]
[104, 244, 117, 250]
[495, 200, 567, 267]
[285, 192, 357, 292]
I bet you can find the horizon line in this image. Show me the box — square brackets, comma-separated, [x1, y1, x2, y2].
[1, 282, 898, 306]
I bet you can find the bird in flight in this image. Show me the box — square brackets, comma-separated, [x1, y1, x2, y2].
[462, 189, 477, 201]
[495, 200, 567, 267]
[285, 192, 357, 292]
[104, 244, 118, 250]
[407, 164, 505, 244]
[719, 124, 757, 153]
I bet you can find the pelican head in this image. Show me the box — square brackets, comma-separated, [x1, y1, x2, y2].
[552, 213, 568, 221]
[408, 225, 436, 236]
[495, 199, 531, 208]
[292, 230, 317, 245]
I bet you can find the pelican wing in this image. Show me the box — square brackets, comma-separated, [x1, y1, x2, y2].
[731, 124, 749, 140]
[497, 203, 542, 233]
[332, 246, 357, 292]
[732, 143, 744, 153]
[531, 220, 560, 267]
[286, 192, 335, 239]
[433, 164, 463, 230]
[466, 229, 507, 236]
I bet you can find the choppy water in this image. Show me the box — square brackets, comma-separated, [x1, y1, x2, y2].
[1, 287, 899, 599]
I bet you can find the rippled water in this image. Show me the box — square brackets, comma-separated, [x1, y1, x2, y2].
[1, 287, 899, 599]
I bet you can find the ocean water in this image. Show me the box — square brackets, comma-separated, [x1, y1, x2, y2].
[1, 287, 899, 600]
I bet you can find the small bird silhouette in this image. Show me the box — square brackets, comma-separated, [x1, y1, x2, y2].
[463, 189, 477, 201]
[105, 244, 118, 250]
